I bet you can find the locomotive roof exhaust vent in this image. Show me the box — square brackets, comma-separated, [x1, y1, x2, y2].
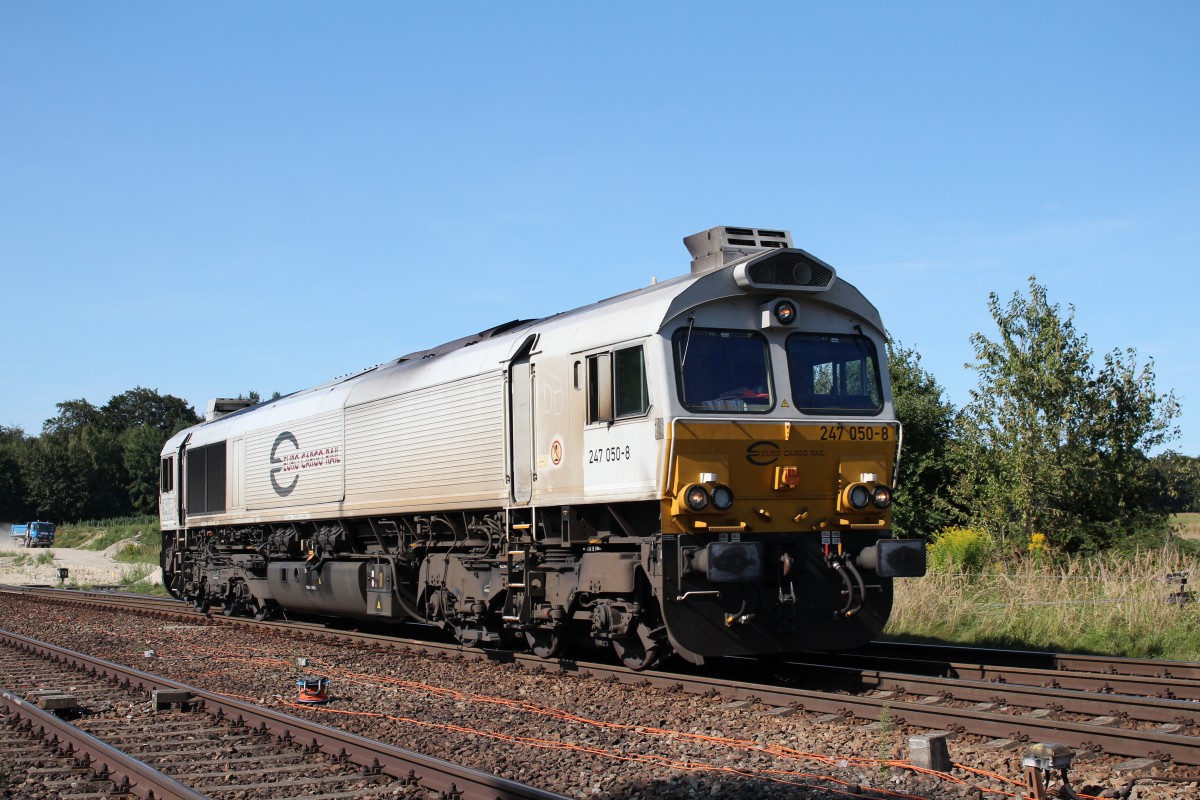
[206, 397, 256, 422]
[685, 226, 793, 274]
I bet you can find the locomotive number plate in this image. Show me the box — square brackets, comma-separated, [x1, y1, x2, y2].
[817, 425, 893, 442]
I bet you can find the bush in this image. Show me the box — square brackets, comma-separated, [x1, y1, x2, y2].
[928, 526, 995, 573]
[113, 539, 160, 564]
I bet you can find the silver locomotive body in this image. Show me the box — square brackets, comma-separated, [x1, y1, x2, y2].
[160, 226, 925, 668]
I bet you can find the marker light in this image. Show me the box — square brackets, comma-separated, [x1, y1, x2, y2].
[712, 484, 735, 510]
[846, 484, 871, 510]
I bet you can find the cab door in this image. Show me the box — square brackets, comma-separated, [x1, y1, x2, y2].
[509, 355, 535, 505]
[160, 434, 190, 530]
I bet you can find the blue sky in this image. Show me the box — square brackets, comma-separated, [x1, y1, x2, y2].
[2, 3, 1198, 453]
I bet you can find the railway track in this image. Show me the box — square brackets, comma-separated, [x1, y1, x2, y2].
[854, 640, 1200, 682]
[4, 585, 1200, 788]
[0, 624, 567, 800]
[805, 644, 1200, 700]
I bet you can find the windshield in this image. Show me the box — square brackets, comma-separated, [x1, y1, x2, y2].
[786, 333, 883, 414]
[672, 328, 773, 413]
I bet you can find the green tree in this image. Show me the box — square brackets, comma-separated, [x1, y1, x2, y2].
[42, 398, 101, 436]
[102, 387, 199, 435]
[957, 277, 1179, 552]
[123, 425, 167, 515]
[1148, 451, 1200, 513]
[23, 390, 200, 522]
[0, 426, 35, 522]
[104, 389, 200, 516]
[25, 421, 127, 521]
[887, 340, 957, 537]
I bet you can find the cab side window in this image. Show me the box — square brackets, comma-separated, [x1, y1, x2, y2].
[587, 345, 650, 423]
[614, 346, 649, 417]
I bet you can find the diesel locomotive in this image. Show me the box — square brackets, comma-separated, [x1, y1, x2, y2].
[159, 226, 925, 669]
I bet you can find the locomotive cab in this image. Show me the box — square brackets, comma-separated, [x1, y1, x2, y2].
[641, 228, 925, 662]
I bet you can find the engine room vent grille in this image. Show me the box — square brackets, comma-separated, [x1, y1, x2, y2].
[733, 249, 837, 292]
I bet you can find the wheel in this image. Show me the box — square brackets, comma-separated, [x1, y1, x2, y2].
[525, 628, 565, 659]
[221, 597, 237, 616]
[193, 596, 209, 613]
[612, 622, 663, 671]
[249, 598, 273, 621]
[612, 636, 658, 671]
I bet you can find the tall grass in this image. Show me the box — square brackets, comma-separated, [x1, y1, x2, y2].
[886, 546, 1200, 660]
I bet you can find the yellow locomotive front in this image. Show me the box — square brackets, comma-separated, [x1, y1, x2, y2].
[649, 228, 925, 661]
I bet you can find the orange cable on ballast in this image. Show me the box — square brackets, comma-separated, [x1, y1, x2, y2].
[156, 629, 1034, 799]
[278, 697, 930, 800]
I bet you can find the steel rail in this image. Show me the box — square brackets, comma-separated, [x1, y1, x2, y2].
[859, 640, 1200, 681]
[1, 684, 210, 800]
[811, 649, 1200, 700]
[775, 660, 1199, 724]
[0, 629, 568, 800]
[942, 661, 1200, 701]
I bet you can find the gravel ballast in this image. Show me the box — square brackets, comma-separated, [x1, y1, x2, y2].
[0, 595, 1195, 800]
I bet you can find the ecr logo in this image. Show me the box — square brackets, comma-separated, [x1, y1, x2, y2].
[270, 431, 299, 496]
[746, 440, 782, 466]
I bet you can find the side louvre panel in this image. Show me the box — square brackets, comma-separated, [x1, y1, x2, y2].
[344, 371, 507, 506]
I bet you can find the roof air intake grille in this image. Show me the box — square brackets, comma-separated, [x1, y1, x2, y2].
[733, 249, 837, 293]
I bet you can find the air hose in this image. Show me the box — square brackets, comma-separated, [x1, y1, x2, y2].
[843, 558, 867, 618]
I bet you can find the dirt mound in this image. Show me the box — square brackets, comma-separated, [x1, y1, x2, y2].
[0, 543, 161, 587]
[101, 537, 142, 558]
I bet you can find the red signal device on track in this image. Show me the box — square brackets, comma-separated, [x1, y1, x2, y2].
[296, 676, 330, 704]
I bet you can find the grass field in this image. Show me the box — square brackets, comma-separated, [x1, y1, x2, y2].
[1175, 512, 1200, 540]
[885, 538, 1200, 660]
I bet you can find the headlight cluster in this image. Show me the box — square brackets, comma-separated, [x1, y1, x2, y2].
[680, 481, 736, 512]
[759, 297, 799, 330]
[772, 299, 796, 325]
[842, 482, 892, 511]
